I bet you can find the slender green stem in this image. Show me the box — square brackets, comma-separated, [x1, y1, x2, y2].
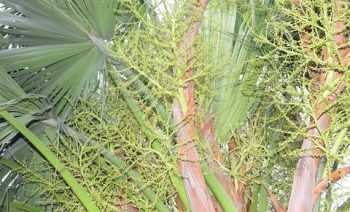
[202, 164, 237, 212]
[109, 71, 191, 210]
[120, 89, 190, 210]
[249, 184, 260, 212]
[259, 184, 268, 212]
[0, 110, 100, 212]
[43, 119, 170, 212]
[100, 149, 170, 212]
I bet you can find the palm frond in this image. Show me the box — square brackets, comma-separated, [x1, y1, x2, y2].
[0, 140, 34, 210]
[203, 1, 269, 143]
[0, 67, 48, 211]
[0, 67, 47, 150]
[0, 0, 117, 115]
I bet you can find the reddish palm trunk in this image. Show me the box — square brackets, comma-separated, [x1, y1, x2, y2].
[172, 1, 216, 211]
[288, 74, 337, 211]
[201, 116, 247, 212]
[287, 1, 349, 211]
[173, 80, 215, 212]
[287, 122, 325, 211]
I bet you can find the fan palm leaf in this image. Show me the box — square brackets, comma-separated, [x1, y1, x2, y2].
[0, 67, 46, 150]
[0, 0, 116, 115]
[0, 0, 119, 210]
[0, 67, 50, 210]
[203, 1, 269, 144]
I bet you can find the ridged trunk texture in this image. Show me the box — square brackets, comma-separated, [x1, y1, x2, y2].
[173, 1, 216, 211]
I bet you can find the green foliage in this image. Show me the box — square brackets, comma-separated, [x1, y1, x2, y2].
[254, 0, 350, 207]
[0, 0, 117, 115]
[0, 0, 123, 211]
[0, 67, 49, 211]
[0, 0, 295, 211]
[13, 91, 176, 211]
[110, 0, 272, 208]
[1, 0, 349, 211]
[0, 110, 100, 211]
[203, 2, 257, 143]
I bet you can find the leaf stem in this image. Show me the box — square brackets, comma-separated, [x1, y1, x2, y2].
[0, 110, 100, 212]
[202, 164, 237, 212]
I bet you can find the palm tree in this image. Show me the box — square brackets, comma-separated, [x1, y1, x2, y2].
[0, 1, 119, 211]
[1, 0, 350, 212]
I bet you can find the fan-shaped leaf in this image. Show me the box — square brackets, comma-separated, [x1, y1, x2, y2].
[0, 0, 117, 115]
